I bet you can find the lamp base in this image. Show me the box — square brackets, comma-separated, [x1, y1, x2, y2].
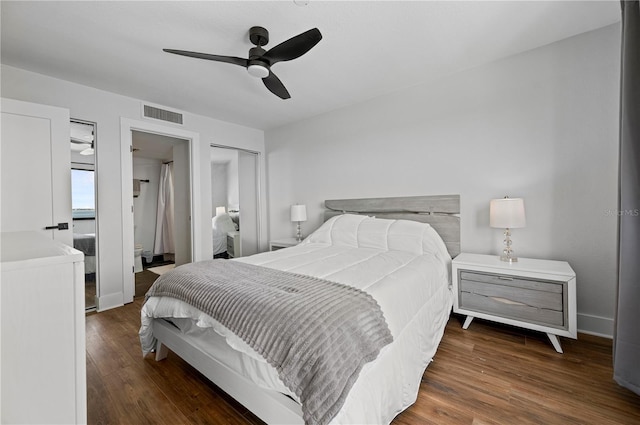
[499, 228, 517, 262]
[295, 222, 303, 242]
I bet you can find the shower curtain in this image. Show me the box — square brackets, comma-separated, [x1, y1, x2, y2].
[154, 163, 175, 260]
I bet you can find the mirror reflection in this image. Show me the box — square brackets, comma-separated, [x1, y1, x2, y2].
[70, 119, 97, 311]
[211, 146, 260, 259]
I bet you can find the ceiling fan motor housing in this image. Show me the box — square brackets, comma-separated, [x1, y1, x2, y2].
[249, 26, 269, 47]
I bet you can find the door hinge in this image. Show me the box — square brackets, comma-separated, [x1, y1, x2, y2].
[132, 266, 135, 273]
[131, 205, 134, 213]
[130, 145, 134, 153]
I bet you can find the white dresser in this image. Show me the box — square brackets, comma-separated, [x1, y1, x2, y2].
[1, 231, 87, 424]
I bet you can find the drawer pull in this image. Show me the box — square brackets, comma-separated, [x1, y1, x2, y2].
[498, 276, 514, 281]
[491, 296, 527, 306]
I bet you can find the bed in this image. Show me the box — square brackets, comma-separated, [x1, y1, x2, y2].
[73, 232, 96, 274]
[140, 195, 460, 424]
[212, 213, 238, 256]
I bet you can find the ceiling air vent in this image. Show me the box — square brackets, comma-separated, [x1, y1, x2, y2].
[141, 103, 184, 125]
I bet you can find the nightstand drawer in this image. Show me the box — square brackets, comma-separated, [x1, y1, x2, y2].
[459, 271, 562, 294]
[458, 270, 565, 328]
[460, 292, 564, 327]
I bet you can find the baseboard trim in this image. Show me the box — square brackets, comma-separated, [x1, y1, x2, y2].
[577, 313, 614, 339]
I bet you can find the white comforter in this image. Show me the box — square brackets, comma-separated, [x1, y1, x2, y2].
[141, 214, 453, 424]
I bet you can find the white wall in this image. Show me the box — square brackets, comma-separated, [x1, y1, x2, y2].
[211, 162, 228, 214]
[133, 157, 161, 254]
[72, 219, 95, 235]
[1, 64, 266, 310]
[227, 152, 239, 208]
[265, 24, 621, 337]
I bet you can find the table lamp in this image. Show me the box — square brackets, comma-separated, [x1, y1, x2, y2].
[490, 197, 526, 262]
[290, 204, 307, 242]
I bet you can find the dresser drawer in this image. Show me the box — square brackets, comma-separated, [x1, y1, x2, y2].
[458, 270, 566, 328]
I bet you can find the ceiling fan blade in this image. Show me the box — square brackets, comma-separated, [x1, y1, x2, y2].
[163, 49, 248, 67]
[262, 28, 322, 65]
[262, 71, 291, 99]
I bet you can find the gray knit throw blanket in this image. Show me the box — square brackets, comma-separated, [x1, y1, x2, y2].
[145, 259, 393, 425]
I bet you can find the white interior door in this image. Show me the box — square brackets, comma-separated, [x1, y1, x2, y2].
[1, 98, 72, 246]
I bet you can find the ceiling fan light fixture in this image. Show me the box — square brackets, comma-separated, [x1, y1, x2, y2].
[247, 63, 269, 78]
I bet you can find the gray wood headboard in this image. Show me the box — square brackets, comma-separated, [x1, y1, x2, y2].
[324, 194, 460, 257]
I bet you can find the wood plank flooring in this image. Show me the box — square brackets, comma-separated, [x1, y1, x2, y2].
[86, 299, 640, 425]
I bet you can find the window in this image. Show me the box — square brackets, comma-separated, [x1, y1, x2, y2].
[71, 168, 95, 219]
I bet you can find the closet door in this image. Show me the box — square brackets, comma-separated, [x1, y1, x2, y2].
[238, 151, 259, 256]
[0, 98, 72, 246]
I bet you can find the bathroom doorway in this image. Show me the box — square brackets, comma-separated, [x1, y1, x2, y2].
[131, 130, 190, 296]
[120, 117, 201, 304]
[69, 119, 98, 311]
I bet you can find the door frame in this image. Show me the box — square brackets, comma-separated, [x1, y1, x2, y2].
[120, 118, 201, 304]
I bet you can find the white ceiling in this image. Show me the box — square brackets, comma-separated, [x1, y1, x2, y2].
[1, 1, 620, 131]
[132, 130, 186, 161]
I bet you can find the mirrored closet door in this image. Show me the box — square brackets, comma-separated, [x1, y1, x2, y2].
[211, 145, 261, 259]
[70, 119, 98, 311]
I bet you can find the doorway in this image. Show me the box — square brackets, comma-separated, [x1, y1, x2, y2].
[131, 130, 190, 296]
[70, 119, 98, 311]
[120, 118, 201, 305]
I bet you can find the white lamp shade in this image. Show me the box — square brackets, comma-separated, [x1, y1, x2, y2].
[290, 204, 307, 222]
[215, 206, 226, 216]
[490, 198, 526, 228]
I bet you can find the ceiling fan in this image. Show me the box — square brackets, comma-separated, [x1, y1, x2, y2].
[163, 26, 322, 99]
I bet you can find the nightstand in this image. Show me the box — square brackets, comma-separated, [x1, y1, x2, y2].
[227, 231, 240, 258]
[452, 253, 576, 353]
[269, 238, 300, 251]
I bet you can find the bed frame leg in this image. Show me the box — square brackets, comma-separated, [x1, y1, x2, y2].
[155, 340, 169, 361]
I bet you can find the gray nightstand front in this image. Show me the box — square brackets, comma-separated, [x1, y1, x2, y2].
[452, 253, 576, 353]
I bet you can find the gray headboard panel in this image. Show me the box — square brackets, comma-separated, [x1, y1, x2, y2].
[324, 195, 460, 257]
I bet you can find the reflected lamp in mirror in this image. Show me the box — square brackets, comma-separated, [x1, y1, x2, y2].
[215, 206, 226, 216]
[490, 197, 526, 263]
[290, 204, 307, 242]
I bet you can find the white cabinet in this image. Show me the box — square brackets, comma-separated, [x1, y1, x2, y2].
[452, 253, 576, 353]
[1, 231, 86, 424]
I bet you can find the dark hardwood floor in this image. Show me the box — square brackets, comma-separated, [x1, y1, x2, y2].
[86, 299, 640, 425]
